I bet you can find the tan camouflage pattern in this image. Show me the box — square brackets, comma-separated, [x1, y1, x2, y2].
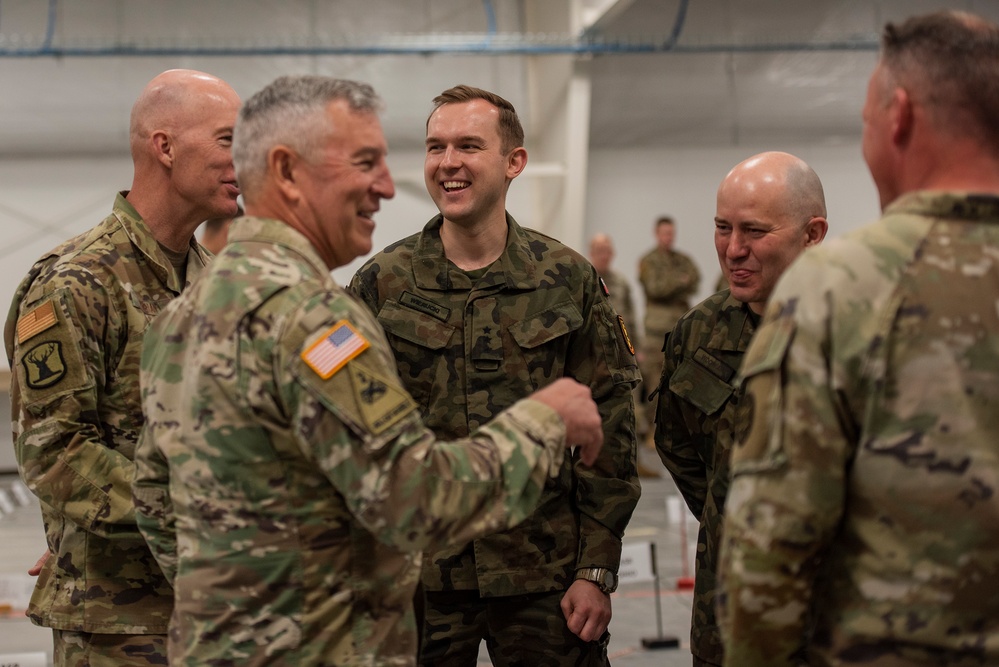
[133, 217, 569, 666]
[638, 246, 700, 346]
[720, 191, 999, 666]
[349, 214, 640, 600]
[54, 629, 167, 667]
[637, 247, 699, 416]
[3, 192, 209, 637]
[655, 289, 756, 665]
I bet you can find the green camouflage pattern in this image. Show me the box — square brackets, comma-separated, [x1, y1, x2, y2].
[4, 192, 209, 636]
[134, 217, 569, 666]
[54, 629, 167, 667]
[655, 289, 756, 665]
[420, 589, 610, 665]
[720, 191, 999, 666]
[349, 213, 641, 599]
[598, 267, 639, 347]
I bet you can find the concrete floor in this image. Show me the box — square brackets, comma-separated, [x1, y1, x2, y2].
[0, 447, 697, 666]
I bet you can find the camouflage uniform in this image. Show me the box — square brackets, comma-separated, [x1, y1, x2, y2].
[598, 268, 638, 344]
[349, 214, 640, 665]
[637, 247, 699, 422]
[720, 192, 999, 666]
[4, 193, 207, 663]
[133, 218, 571, 667]
[655, 289, 757, 666]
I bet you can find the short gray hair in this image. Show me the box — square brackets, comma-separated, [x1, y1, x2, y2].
[233, 75, 383, 198]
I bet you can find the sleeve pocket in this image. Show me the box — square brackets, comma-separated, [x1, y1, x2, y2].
[509, 300, 583, 349]
[669, 359, 733, 416]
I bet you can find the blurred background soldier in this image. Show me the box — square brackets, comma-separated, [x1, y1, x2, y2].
[638, 215, 699, 441]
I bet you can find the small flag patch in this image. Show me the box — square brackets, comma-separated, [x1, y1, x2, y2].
[18, 301, 58, 344]
[302, 320, 370, 379]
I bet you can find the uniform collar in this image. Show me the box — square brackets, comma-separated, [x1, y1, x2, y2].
[226, 216, 334, 285]
[411, 212, 539, 292]
[112, 191, 211, 293]
[885, 190, 999, 221]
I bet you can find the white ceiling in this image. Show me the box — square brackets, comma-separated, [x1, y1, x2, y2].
[1, 0, 997, 157]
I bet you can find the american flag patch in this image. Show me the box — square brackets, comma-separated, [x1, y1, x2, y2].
[18, 301, 58, 343]
[301, 320, 370, 379]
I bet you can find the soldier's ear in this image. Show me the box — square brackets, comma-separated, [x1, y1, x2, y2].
[506, 146, 527, 180]
[151, 130, 173, 169]
[269, 145, 301, 202]
[804, 216, 828, 246]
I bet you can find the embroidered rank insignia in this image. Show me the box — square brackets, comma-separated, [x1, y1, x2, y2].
[348, 364, 417, 434]
[599, 277, 610, 297]
[618, 315, 635, 356]
[17, 301, 58, 344]
[22, 340, 67, 389]
[301, 320, 369, 379]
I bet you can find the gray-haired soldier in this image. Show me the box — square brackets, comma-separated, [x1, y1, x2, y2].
[720, 11, 999, 666]
[132, 75, 604, 666]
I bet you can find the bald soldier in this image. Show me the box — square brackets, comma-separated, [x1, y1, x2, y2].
[4, 70, 240, 665]
[132, 75, 604, 666]
[656, 152, 827, 666]
[721, 11, 999, 665]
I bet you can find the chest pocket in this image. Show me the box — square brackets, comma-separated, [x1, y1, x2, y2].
[376, 299, 456, 409]
[669, 355, 735, 416]
[509, 301, 583, 387]
[377, 299, 455, 348]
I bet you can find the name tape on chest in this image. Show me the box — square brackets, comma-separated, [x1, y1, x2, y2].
[302, 320, 370, 379]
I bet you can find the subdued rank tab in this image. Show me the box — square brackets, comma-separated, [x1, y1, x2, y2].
[302, 320, 370, 379]
[16, 301, 57, 344]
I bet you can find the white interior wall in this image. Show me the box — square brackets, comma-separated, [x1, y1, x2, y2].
[0, 140, 884, 473]
[0, 140, 880, 341]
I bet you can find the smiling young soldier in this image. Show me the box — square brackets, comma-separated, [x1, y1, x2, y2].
[350, 85, 640, 666]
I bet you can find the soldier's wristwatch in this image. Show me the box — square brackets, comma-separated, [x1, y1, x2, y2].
[575, 567, 619, 594]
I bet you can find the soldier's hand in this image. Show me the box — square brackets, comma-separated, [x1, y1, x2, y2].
[28, 550, 49, 576]
[530, 378, 604, 466]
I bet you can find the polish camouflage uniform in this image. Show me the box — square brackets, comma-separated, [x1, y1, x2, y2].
[600, 268, 646, 439]
[637, 247, 699, 426]
[655, 289, 757, 666]
[598, 268, 638, 343]
[349, 214, 641, 665]
[720, 192, 999, 666]
[4, 192, 208, 664]
[133, 218, 571, 667]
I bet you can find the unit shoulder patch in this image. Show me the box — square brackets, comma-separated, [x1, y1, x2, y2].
[22, 340, 67, 389]
[618, 315, 635, 356]
[347, 363, 417, 435]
